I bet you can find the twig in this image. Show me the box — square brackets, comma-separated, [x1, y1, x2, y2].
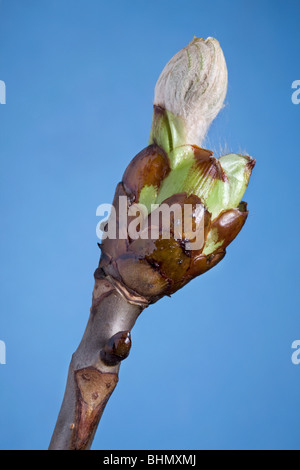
[49, 271, 145, 450]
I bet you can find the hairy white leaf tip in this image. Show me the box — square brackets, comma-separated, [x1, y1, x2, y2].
[154, 37, 228, 146]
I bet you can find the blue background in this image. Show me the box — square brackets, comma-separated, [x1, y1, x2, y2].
[0, 0, 299, 450]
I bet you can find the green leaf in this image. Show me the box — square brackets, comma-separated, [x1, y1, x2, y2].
[202, 227, 224, 256]
[149, 107, 186, 154]
[155, 146, 195, 204]
[205, 154, 255, 220]
[139, 185, 158, 214]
